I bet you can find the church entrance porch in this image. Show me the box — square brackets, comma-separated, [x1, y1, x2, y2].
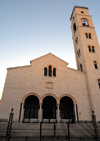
[22, 94, 77, 123]
[23, 95, 39, 122]
[42, 96, 57, 123]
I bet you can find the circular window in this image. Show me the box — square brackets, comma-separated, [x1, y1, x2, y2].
[81, 11, 84, 14]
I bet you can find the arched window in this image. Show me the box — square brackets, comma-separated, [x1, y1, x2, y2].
[73, 23, 76, 33]
[88, 45, 95, 53]
[49, 65, 52, 77]
[94, 61, 98, 69]
[98, 79, 100, 89]
[89, 33, 91, 39]
[81, 18, 89, 26]
[43, 65, 57, 77]
[44, 67, 47, 76]
[53, 68, 56, 77]
[88, 46, 91, 52]
[85, 33, 92, 39]
[92, 46, 95, 52]
[77, 49, 81, 57]
[85, 33, 88, 38]
[80, 64, 83, 72]
[75, 37, 78, 44]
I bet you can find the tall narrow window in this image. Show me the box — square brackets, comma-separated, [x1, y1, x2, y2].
[44, 67, 47, 76]
[94, 61, 98, 69]
[88, 46, 91, 52]
[98, 79, 100, 89]
[43, 65, 57, 77]
[73, 23, 76, 33]
[89, 33, 91, 39]
[75, 37, 78, 44]
[92, 46, 95, 52]
[85, 33, 88, 38]
[53, 68, 56, 77]
[85, 33, 92, 39]
[49, 65, 52, 77]
[80, 64, 83, 72]
[77, 49, 81, 57]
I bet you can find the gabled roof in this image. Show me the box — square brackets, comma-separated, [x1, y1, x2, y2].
[30, 52, 68, 65]
[7, 52, 68, 70]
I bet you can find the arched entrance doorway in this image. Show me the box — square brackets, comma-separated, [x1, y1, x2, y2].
[42, 96, 57, 122]
[60, 96, 75, 122]
[23, 95, 39, 122]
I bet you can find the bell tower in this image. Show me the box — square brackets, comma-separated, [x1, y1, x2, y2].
[70, 6, 100, 121]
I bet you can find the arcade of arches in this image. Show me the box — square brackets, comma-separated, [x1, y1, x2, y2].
[21, 94, 78, 123]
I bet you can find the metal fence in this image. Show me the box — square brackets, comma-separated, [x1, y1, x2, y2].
[1, 120, 100, 141]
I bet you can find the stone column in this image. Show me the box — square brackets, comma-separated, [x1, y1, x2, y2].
[21, 103, 24, 122]
[74, 104, 77, 122]
[57, 103, 60, 122]
[38, 103, 42, 122]
[18, 103, 22, 122]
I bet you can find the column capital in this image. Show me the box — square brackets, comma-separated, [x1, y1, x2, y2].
[39, 102, 42, 105]
[57, 102, 60, 122]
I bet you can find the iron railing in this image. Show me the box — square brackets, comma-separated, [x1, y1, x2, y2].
[0, 116, 99, 141]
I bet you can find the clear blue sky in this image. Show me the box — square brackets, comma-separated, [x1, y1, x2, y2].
[0, 0, 100, 99]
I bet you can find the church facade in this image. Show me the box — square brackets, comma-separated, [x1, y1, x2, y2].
[0, 6, 100, 123]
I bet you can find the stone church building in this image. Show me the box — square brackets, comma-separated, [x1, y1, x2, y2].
[0, 6, 100, 124]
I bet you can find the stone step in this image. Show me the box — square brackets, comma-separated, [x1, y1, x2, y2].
[0, 121, 96, 139]
[0, 122, 8, 129]
[12, 122, 40, 129]
[0, 136, 97, 141]
[98, 123, 100, 132]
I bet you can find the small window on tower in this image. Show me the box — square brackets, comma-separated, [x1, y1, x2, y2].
[75, 37, 78, 44]
[94, 61, 98, 69]
[73, 23, 77, 33]
[85, 33, 92, 39]
[98, 79, 100, 89]
[88, 46, 91, 52]
[85, 33, 88, 38]
[92, 46, 95, 53]
[77, 49, 81, 57]
[81, 11, 84, 14]
[80, 64, 83, 72]
[89, 33, 91, 39]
